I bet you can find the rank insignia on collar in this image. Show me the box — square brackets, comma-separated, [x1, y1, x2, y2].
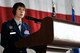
[9, 26, 13, 29]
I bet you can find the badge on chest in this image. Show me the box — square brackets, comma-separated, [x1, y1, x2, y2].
[24, 30, 30, 35]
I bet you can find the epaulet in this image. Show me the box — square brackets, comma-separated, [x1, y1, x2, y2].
[2, 20, 12, 26]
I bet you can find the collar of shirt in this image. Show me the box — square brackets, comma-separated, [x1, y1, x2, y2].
[14, 18, 22, 26]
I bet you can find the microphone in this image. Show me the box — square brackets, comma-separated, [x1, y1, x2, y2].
[25, 16, 42, 23]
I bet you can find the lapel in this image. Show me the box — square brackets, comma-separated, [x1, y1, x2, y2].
[10, 19, 23, 37]
[21, 23, 30, 38]
[21, 23, 25, 32]
[21, 23, 25, 35]
[21, 23, 27, 35]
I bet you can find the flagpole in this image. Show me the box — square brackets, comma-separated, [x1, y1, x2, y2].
[52, 0, 56, 17]
[70, 0, 76, 23]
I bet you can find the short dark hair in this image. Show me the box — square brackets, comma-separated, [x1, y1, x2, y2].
[12, 2, 25, 16]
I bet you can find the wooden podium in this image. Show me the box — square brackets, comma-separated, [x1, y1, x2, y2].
[15, 17, 53, 48]
[15, 16, 80, 50]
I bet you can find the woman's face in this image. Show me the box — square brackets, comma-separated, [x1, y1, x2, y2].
[15, 6, 25, 18]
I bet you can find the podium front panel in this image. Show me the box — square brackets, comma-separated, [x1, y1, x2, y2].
[51, 19, 80, 47]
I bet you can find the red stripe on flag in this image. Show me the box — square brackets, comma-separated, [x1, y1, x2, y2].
[0, 6, 52, 33]
[56, 13, 80, 24]
[27, 9, 52, 18]
[56, 13, 72, 21]
[76, 16, 80, 24]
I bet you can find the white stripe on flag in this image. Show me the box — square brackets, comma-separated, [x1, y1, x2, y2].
[0, 0, 52, 12]
[55, 0, 72, 15]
